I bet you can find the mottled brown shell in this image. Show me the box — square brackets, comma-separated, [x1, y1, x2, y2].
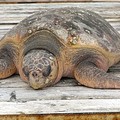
[1, 7, 120, 54]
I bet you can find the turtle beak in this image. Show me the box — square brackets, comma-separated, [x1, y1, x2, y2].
[28, 69, 51, 89]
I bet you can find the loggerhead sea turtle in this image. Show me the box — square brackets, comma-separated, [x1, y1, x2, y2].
[0, 7, 120, 89]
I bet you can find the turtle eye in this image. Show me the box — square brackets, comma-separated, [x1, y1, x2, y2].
[42, 65, 51, 77]
[22, 66, 29, 77]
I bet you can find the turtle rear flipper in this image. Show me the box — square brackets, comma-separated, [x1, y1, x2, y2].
[74, 61, 120, 88]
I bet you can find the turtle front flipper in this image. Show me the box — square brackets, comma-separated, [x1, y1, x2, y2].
[74, 61, 120, 88]
[0, 49, 16, 79]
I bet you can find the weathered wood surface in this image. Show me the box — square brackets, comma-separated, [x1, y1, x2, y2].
[0, 114, 120, 120]
[0, 2, 119, 40]
[0, 0, 120, 3]
[0, 74, 120, 115]
[0, 74, 120, 102]
[1, 99, 120, 115]
[0, 2, 120, 115]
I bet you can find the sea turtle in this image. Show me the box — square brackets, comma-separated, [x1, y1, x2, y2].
[0, 7, 120, 89]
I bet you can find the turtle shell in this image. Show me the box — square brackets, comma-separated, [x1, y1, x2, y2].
[2, 7, 120, 54]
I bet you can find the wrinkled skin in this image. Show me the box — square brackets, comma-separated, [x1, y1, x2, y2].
[0, 7, 120, 89]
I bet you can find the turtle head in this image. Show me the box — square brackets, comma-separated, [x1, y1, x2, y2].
[22, 49, 58, 89]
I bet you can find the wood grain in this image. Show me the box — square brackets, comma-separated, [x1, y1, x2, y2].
[0, 0, 120, 3]
[0, 2, 120, 115]
[0, 99, 120, 115]
[0, 73, 120, 102]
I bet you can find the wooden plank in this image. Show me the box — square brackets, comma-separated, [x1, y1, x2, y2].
[0, 74, 120, 102]
[0, 0, 120, 3]
[0, 113, 120, 120]
[0, 2, 119, 12]
[0, 2, 119, 8]
[0, 99, 120, 115]
[0, 114, 120, 120]
[0, 3, 119, 23]
[0, 3, 119, 11]
[1, 86, 120, 102]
